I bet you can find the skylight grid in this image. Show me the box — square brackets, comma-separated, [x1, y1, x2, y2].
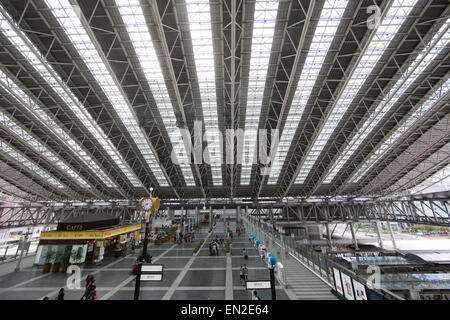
[324, 19, 450, 183]
[295, 0, 417, 184]
[239, 0, 279, 185]
[116, 0, 195, 186]
[267, 0, 348, 184]
[0, 6, 142, 188]
[186, 0, 223, 185]
[0, 139, 64, 188]
[0, 69, 116, 188]
[45, 0, 169, 187]
[349, 77, 450, 183]
[0, 110, 89, 187]
[408, 163, 450, 195]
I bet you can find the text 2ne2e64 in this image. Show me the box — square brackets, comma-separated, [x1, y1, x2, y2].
[225, 305, 269, 315]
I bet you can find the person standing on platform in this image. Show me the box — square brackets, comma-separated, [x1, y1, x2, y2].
[252, 290, 261, 300]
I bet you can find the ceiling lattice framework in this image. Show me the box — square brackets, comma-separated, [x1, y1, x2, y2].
[0, 0, 448, 203]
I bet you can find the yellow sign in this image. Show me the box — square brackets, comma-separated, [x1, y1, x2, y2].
[40, 224, 141, 240]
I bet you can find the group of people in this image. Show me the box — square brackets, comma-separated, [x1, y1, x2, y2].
[42, 274, 97, 300]
[174, 231, 194, 244]
[81, 274, 98, 300]
[209, 238, 221, 256]
[239, 264, 249, 284]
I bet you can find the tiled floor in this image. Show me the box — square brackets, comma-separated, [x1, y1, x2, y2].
[0, 221, 292, 300]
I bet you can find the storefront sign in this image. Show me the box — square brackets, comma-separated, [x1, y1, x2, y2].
[40, 224, 141, 239]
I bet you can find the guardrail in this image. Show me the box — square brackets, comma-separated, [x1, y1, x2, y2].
[243, 215, 404, 300]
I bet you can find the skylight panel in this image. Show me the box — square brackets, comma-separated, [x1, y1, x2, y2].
[44, 0, 169, 187]
[267, 0, 348, 184]
[239, 0, 279, 185]
[0, 139, 64, 188]
[349, 77, 450, 183]
[0, 5, 142, 188]
[115, 0, 195, 186]
[408, 163, 450, 195]
[295, 0, 418, 184]
[0, 69, 115, 188]
[0, 110, 89, 188]
[186, 0, 223, 185]
[325, 19, 449, 183]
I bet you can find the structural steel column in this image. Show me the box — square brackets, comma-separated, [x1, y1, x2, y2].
[375, 222, 384, 249]
[224, 206, 227, 234]
[236, 206, 240, 225]
[387, 222, 397, 249]
[209, 207, 213, 228]
[325, 223, 333, 248]
[195, 206, 199, 227]
[350, 223, 359, 250]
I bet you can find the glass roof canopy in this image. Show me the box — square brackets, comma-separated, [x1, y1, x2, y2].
[115, 0, 196, 187]
[295, 0, 418, 184]
[0, 138, 64, 188]
[240, 0, 279, 185]
[327, 19, 450, 184]
[0, 110, 89, 188]
[45, 0, 169, 187]
[0, 68, 116, 188]
[0, 0, 446, 202]
[0, 5, 142, 189]
[268, 0, 348, 184]
[186, 0, 223, 185]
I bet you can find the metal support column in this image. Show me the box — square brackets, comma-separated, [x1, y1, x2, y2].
[350, 223, 359, 250]
[325, 223, 333, 249]
[209, 207, 213, 228]
[387, 222, 397, 249]
[375, 222, 384, 249]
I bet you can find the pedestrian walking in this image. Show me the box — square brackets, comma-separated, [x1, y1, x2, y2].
[239, 265, 244, 285]
[243, 248, 248, 259]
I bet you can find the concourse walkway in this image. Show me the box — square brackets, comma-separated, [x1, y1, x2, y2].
[0, 221, 290, 300]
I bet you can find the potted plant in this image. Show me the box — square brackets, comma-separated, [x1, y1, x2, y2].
[42, 250, 54, 273]
[52, 251, 64, 272]
[61, 247, 71, 273]
[69, 247, 83, 266]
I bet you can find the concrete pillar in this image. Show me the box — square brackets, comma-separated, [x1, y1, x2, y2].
[387, 222, 397, 249]
[350, 223, 359, 250]
[375, 221, 384, 249]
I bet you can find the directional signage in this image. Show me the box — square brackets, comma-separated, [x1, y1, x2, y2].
[245, 280, 271, 290]
[141, 274, 163, 281]
[142, 264, 164, 272]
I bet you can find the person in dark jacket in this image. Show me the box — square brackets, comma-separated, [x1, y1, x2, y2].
[56, 288, 64, 300]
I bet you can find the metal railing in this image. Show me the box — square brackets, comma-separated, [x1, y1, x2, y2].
[243, 214, 404, 300]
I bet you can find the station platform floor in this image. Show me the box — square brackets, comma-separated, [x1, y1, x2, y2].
[0, 221, 292, 300]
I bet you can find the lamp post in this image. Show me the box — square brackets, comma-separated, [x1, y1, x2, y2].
[134, 187, 157, 300]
